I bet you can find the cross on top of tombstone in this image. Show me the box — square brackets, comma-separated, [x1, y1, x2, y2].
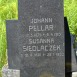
[6, 0, 65, 77]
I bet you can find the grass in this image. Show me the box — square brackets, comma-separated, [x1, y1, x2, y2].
[0, 0, 77, 77]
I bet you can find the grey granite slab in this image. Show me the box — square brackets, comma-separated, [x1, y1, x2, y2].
[6, 0, 65, 77]
[6, 20, 21, 69]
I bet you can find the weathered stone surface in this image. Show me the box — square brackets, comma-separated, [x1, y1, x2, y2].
[6, 0, 65, 77]
[6, 21, 21, 69]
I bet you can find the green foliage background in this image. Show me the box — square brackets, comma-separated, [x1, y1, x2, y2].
[0, 0, 18, 76]
[64, 0, 77, 36]
[0, 0, 77, 77]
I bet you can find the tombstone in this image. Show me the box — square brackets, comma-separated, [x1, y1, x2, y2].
[6, 0, 65, 77]
[71, 34, 77, 72]
[64, 17, 71, 77]
[70, 33, 77, 77]
[6, 20, 21, 69]
[64, 17, 77, 76]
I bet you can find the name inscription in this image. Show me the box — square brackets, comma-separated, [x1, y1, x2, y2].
[21, 18, 64, 57]
[31, 18, 52, 23]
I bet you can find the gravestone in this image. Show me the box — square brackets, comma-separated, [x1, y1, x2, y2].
[71, 34, 77, 72]
[6, 0, 65, 77]
[64, 17, 71, 77]
[6, 21, 21, 69]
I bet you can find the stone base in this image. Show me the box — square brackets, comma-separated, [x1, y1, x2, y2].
[2, 65, 77, 77]
[72, 72, 77, 77]
[2, 65, 20, 77]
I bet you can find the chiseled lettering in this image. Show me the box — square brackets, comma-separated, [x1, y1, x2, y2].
[29, 25, 53, 31]
[49, 45, 61, 51]
[29, 38, 54, 44]
[31, 18, 52, 23]
[23, 45, 61, 52]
